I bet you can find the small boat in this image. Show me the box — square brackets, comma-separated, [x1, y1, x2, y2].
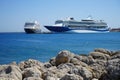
[44, 17, 109, 33]
[24, 21, 41, 33]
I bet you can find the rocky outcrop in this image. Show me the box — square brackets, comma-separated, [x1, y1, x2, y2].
[0, 49, 120, 80]
[0, 65, 22, 80]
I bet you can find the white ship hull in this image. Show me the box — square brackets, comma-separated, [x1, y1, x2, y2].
[66, 29, 109, 33]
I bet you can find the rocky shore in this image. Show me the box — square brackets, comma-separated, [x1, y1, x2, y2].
[0, 48, 120, 80]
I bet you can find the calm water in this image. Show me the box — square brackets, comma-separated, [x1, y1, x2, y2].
[0, 32, 120, 64]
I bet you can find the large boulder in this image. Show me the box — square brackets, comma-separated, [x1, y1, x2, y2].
[0, 65, 22, 80]
[55, 50, 74, 66]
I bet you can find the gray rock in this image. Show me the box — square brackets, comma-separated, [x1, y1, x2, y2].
[92, 78, 98, 80]
[23, 77, 43, 80]
[0, 77, 15, 80]
[57, 63, 75, 70]
[0, 65, 22, 80]
[18, 59, 43, 70]
[44, 62, 52, 68]
[60, 74, 83, 80]
[55, 50, 74, 66]
[45, 76, 59, 80]
[22, 66, 42, 79]
[69, 66, 93, 80]
[102, 59, 120, 80]
[42, 71, 58, 80]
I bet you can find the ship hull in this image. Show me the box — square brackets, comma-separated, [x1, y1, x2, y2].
[24, 29, 41, 34]
[44, 26, 109, 33]
[24, 29, 35, 33]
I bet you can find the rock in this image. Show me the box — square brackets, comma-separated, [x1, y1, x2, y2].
[74, 55, 95, 65]
[49, 57, 56, 66]
[90, 60, 107, 79]
[60, 74, 83, 80]
[9, 61, 17, 65]
[70, 58, 81, 65]
[57, 63, 75, 70]
[0, 65, 22, 80]
[57, 63, 75, 78]
[94, 48, 112, 56]
[111, 51, 120, 59]
[45, 76, 59, 80]
[70, 58, 89, 68]
[90, 52, 110, 61]
[23, 77, 43, 80]
[18, 59, 43, 70]
[69, 66, 93, 80]
[55, 50, 74, 66]
[92, 78, 98, 80]
[44, 62, 52, 68]
[22, 66, 42, 79]
[101, 59, 120, 80]
[0, 77, 15, 80]
[42, 70, 59, 80]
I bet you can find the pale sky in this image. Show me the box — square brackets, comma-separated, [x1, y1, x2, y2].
[0, 0, 120, 32]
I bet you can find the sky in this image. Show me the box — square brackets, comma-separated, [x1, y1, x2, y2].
[0, 0, 120, 32]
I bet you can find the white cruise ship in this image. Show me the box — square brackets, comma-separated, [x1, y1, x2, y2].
[44, 17, 109, 33]
[24, 21, 41, 33]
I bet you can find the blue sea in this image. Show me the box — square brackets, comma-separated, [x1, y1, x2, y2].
[0, 32, 120, 64]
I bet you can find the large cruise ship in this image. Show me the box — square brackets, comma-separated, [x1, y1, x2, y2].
[44, 17, 109, 33]
[24, 21, 41, 33]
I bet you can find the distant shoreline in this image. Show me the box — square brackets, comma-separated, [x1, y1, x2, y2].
[110, 28, 120, 32]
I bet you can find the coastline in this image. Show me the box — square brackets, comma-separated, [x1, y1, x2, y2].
[0, 48, 120, 80]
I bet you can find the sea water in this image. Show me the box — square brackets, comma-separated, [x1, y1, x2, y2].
[0, 32, 120, 64]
